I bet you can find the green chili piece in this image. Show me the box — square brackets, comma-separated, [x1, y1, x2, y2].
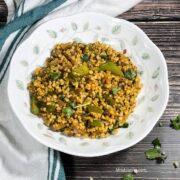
[72, 64, 89, 77]
[30, 96, 40, 115]
[46, 104, 56, 113]
[89, 120, 102, 127]
[49, 71, 61, 80]
[87, 105, 103, 114]
[99, 62, 124, 77]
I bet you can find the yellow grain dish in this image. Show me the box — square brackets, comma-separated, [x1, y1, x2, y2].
[28, 42, 142, 138]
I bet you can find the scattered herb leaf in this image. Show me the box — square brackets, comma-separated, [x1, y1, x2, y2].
[170, 115, 180, 130]
[122, 173, 134, 180]
[145, 149, 162, 160]
[173, 161, 179, 168]
[152, 138, 161, 149]
[159, 122, 163, 127]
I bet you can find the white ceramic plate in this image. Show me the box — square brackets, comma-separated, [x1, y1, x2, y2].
[8, 12, 169, 157]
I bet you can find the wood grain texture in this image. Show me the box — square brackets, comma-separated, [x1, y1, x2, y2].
[0, 0, 180, 179]
[0, 0, 7, 26]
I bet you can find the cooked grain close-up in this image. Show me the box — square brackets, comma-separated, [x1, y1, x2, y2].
[28, 42, 142, 138]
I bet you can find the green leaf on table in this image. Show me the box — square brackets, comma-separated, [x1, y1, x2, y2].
[145, 149, 162, 160]
[152, 138, 161, 149]
[47, 30, 57, 38]
[170, 115, 180, 130]
[112, 25, 121, 34]
[122, 173, 134, 180]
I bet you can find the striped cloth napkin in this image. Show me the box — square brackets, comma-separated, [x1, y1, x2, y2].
[0, 0, 141, 179]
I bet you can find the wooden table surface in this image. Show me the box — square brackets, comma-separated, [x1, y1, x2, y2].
[0, 0, 180, 179]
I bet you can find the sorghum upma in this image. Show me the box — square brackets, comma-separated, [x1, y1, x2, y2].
[28, 42, 142, 138]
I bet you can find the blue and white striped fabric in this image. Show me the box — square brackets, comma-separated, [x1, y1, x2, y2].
[0, 0, 141, 179]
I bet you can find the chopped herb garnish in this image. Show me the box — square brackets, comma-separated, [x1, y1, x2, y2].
[173, 161, 179, 168]
[170, 115, 180, 130]
[46, 104, 56, 113]
[112, 87, 120, 96]
[119, 122, 129, 128]
[96, 93, 103, 100]
[68, 101, 76, 109]
[124, 69, 137, 80]
[89, 120, 102, 127]
[81, 54, 89, 62]
[49, 72, 61, 80]
[30, 96, 39, 115]
[63, 107, 73, 117]
[59, 94, 65, 100]
[145, 149, 162, 160]
[87, 105, 103, 114]
[104, 95, 115, 105]
[100, 52, 109, 61]
[122, 173, 134, 180]
[152, 138, 161, 149]
[145, 138, 167, 163]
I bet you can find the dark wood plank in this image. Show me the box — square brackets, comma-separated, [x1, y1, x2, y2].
[119, 0, 180, 21]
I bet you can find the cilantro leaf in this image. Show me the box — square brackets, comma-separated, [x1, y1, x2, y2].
[81, 54, 89, 62]
[112, 87, 120, 96]
[122, 173, 134, 180]
[119, 122, 129, 128]
[145, 149, 162, 160]
[124, 69, 137, 80]
[170, 115, 180, 130]
[152, 138, 161, 149]
[63, 107, 73, 116]
[68, 101, 76, 109]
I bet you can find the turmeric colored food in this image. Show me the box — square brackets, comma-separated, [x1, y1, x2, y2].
[28, 42, 142, 138]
